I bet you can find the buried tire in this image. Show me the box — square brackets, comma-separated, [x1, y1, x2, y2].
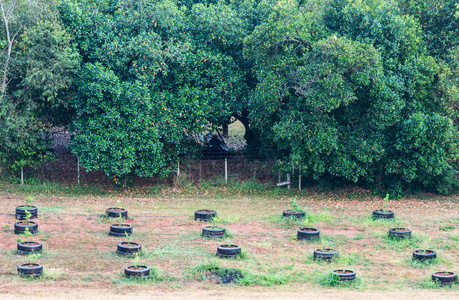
[18, 263, 43, 278]
[125, 266, 150, 278]
[297, 227, 320, 240]
[16, 206, 38, 220]
[17, 242, 42, 255]
[432, 272, 457, 286]
[195, 209, 216, 221]
[14, 221, 38, 235]
[202, 226, 225, 238]
[332, 269, 356, 281]
[217, 245, 241, 258]
[109, 224, 133, 236]
[117, 242, 142, 255]
[389, 228, 411, 239]
[372, 210, 394, 220]
[413, 250, 436, 261]
[283, 210, 305, 219]
[314, 249, 339, 261]
[105, 207, 128, 219]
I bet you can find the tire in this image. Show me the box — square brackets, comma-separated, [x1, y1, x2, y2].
[105, 207, 128, 219]
[314, 249, 339, 261]
[388, 228, 411, 239]
[14, 221, 38, 235]
[432, 272, 457, 286]
[16, 205, 38, 220]
[117, 242, 142, 255]
[372, 210, 394, 220]
[217, 245, 241, 258]
[124, 265, 150, 278]
[109, 224, 133, 237]
[18, 263, 43, 278]
[283, 210, 305, 218]
[297, 228, 320, 240]
[413, 250, 436, 261]
[17, 242, 42, 255]
[202, 226, 225, 238]
[332, 269, 356, 281]
[194, 209, 216, 221]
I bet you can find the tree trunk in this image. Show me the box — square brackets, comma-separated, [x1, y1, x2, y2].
[222, 123, 228, 138]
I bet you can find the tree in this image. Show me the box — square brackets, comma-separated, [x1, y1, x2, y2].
[244, 0, 454, 195]
[0, 0, 79, 178]
[59, 0, 246, 180]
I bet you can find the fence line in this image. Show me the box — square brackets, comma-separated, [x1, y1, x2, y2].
[18, 155, 297, 188]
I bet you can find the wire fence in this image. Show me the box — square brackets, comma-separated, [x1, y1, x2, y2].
[18, 151, 292, 188]
[11, 128, 300, 188]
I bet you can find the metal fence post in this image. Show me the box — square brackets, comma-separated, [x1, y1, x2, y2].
[299, 165, 301, 191]
[77, 158, 80, 185]
[225, 158, 227, 185]
[287, 173, 291, 190]
[177, 159, 180, 177]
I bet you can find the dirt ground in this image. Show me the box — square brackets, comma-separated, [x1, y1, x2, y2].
[0, 190, 458, 299]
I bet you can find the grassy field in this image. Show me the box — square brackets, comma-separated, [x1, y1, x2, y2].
[0, 182, 458, 299]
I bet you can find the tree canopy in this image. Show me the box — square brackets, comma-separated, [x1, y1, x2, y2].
[2, 0, 459, 195]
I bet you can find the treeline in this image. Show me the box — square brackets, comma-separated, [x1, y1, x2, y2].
[1, 0, 459, 197]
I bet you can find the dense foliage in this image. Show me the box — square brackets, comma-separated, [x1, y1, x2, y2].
[0, 0, 79, 174]
[2, 0, 459, 195]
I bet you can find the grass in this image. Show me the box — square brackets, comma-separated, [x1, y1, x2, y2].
[112, 266, 173, 284]
[268, 211, 333, 229]
[315, 271, 363, 289]
[1, 186, 459, 295]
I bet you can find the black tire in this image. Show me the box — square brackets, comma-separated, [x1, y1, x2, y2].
[16, 205, 38, 220]
[297, 227, 320, 240]
[125, 265, 150, 278]
[332, 269, 356, 281]
[195, 209, 216, 221]
[314, 249, 339, 261]
[14, 221, 38, 235]
[109, 224, 133, 236]
[283, 210, 305, 218]
[17, 242, 42, 255]
[432, 272, 457, 285]
[372, 210, 394, 220]
[413, 250, 436, 261]
[105, 207, 128, 219]
[18, 263, 43, 278]
[389, 228, 411, 239]
[217, 245, 241, 256]
[117, 242, 142, 255]
[202, 226, 225, 238]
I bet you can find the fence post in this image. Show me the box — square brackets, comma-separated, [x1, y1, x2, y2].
[77, 158, 80, 185]
[287, 173, 291, 190]
[299, 165, 301, 191]
[21, 167, 23, 185]
[177, 159, 180, 177]
[225, 158, 227, 185]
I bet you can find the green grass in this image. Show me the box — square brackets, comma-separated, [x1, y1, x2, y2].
[4, 181, 108, 197]
[112, 266, 173, 284]
[314, 270, 363, 289]
[142, 242, 209, 260]
[190, 261, 290, 286]
[440, 225, 456, 231]
[268, 211, 333, 229]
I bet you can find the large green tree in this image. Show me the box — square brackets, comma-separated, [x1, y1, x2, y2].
[59, 0, 247, 180]
[244, 0, 455, 195]
[0, 0, 79, 177]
